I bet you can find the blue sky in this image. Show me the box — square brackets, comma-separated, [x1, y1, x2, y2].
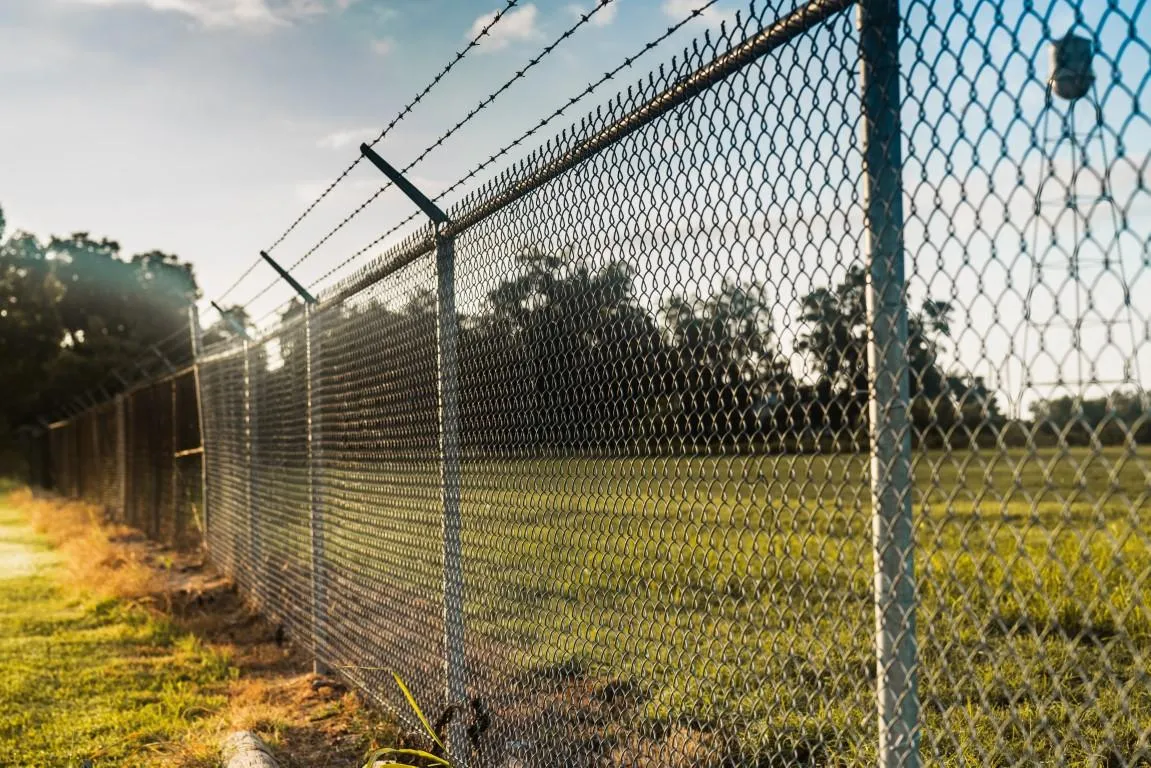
[0, 0, 736, 305]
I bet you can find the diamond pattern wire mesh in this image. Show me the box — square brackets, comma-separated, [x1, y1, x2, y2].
[311, 256, 448, 717]
[45, 371, 202, 548]
[37, 0, 1151, 765]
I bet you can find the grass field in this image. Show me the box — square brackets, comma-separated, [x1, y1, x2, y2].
[230, 446, 1151, 764]
[451, 446, 1151, 764]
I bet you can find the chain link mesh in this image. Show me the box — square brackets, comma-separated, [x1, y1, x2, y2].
[38, 0, 1151, 764]
[46, 371, 202, 549]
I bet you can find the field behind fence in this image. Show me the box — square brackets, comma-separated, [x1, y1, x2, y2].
[35, 0, 1151, 765]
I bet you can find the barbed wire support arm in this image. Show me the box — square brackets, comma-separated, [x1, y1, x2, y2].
[259, 250, 317, 305]
[210, 300, 251, 340]
[359, 144, 449, 225]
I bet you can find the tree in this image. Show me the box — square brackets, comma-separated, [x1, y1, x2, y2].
[0, 205, 201, 427]
[796, 266, 997, 445]
[662, 281, 793, 444]
[0, 231, 63, 428]
[464, 250, 664, 451]
[1030, 390, 1150, 445]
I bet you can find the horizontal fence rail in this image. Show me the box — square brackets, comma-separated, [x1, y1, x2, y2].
[37, 0, 1151, 765]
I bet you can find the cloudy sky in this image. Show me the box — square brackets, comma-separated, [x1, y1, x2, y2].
[0, 0, 736, 312]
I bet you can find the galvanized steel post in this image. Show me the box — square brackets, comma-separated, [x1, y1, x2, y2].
[360, 142, 467, 763]
[437, 229, 468, 766]
[189, 304, 209, 545]
[304, 302, 328, 673]
[858, 0, 920, 765]
[243, 337, 258, 593]
[116, 393, 127, 522]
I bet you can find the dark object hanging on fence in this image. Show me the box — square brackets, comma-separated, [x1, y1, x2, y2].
[1050, 33, 1094, 101]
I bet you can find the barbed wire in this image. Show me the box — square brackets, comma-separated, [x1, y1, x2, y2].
[215, 0, 521, 302]
[59, 0, 728, 417]
[236, 0, 622, 312]
[267, 0, 520, 252]
[303, 0, 723, 298]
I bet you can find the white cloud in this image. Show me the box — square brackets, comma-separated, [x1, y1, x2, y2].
[566, 0, 618, 27]
[467, 4, 542, 52]
[370, 37, 394, 56]
[660, 0, 732, 26]
[65, 0, 344, 28]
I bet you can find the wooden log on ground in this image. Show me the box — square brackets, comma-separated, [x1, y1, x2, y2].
[221, 731, 279, 768]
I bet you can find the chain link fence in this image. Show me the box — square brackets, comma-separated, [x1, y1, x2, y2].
[45, 370, 203, 550]
[39, 0, 1151, 764]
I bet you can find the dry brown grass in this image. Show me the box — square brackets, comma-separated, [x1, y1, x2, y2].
[13, 487, 162, 601]
[6, 489, 399, 767]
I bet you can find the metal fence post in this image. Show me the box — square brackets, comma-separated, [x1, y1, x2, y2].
[359, 142, 468, 761]
[305, 302, 328, 673]
[858, 0, 920, 765]
[116, 394, 127, 522]
[437, 229, 468, 766]
[243, 338, 258, 595]
[189, 304, 209, 545]
[171, 377, 179, 543]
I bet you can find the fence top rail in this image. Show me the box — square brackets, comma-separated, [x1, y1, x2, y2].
[47, 363, 197, 430]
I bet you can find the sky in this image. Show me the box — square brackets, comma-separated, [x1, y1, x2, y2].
[0, 0, 738, 309]
[2, 0, 1149, 415]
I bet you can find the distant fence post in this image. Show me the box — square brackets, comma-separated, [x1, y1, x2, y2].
[116, 393, 127, 522]
[189, 304, 209, 545]
[243, 337, 258, 595]
[171, 376, 179, 544]
[305, 302, 328, 672]
[437, 228, 468, 766]
[858, 0, 920, 765]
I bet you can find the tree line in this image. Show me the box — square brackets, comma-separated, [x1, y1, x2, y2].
[258, 249, 1147, 453]
[2, 205, 1144, 454]
[0, 206, 200, 436]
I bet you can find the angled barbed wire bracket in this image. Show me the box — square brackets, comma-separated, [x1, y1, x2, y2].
[210, 300, 250, 341]
[259, 251, 317, 305]
[360, 144, 449, 225]
[111, 370, 131, 388]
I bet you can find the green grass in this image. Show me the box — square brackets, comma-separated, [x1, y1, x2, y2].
[329, 446, 1149, 764]
[248, 446, 1151, 763]
[0, 501, 233, 767]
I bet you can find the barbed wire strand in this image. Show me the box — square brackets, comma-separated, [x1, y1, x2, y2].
[214, 0, 521, 302]
[265, 0, 623, 288]
[304, 0, 723, 298]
